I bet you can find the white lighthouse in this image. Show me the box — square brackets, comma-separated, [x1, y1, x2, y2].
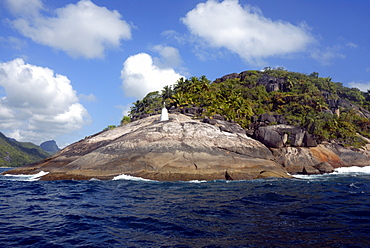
[160, 102, 169, 121]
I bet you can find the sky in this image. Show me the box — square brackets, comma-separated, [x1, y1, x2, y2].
[0, 0, 369, 148]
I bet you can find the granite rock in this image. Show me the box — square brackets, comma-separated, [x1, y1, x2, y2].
[3, 114, 289, 181]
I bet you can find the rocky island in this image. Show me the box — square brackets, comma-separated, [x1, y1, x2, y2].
[4, 68, 370, 180]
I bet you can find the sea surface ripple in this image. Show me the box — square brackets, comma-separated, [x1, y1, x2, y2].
[1, 167, 370, 247]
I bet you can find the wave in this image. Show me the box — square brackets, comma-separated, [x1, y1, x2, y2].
[112, 174, 155, 182]
[3, 171, 49, 181]
[333, 165, 370, 174]
[186, 180, 208, 183]
[293, 165, 370, 179]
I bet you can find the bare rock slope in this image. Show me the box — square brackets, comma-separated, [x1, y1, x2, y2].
[4, 114, 289, 181]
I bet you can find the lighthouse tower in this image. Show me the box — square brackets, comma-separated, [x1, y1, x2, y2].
[160, 102, 169, 121]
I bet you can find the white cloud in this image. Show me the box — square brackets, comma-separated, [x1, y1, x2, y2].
[8, 0, 132, 58]
[310, 46, 346, 66]
[0, 58, 90, 144]
[161, 30, 187, 45]
[116, 104, 132, 117]
[348, 82, 370, 92]
[152, 45, 182, 68]
[79, 93, 96, 102]
[181, 0, 314, 65]
[0, 36, 27, 50]
[346, 42, 358, 48]
[5, 0, 44, 17]
[121, 53, 184, 99]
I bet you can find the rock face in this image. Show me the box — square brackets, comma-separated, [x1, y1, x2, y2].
[257, 74, 287, 92]
[253, 125, 317, 148]
[272, 143, 370, 175]
[3, 114, 289, 181]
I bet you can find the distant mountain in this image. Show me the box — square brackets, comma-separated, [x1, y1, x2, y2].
[40, 140, 60, 154]
[0, 132, 50, 167]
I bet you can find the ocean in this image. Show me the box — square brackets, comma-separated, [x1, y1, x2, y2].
[1, 167, 370, 248]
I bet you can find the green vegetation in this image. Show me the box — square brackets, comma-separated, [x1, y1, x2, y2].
[128, 68, 370, 148]
[0, 132, 50, 167]
[120, 116, 131, 125]
[103, 125, 117, 131]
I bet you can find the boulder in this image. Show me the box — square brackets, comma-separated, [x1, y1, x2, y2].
[302, 165, 320, 175]
[3, 114, 288, 181]
[309, 144, 345, 168]
[273, 144, 370, 175]
[257, 74, 287, 92]
[202, 118, 246, 135]
[259, 113, 279, 124]
[272, 147, 320, 174]
[180, 106, 204, 116]
[326, 97, 370, 119]
[256, 170, 292, 179]
[313, 162, 334, 174]
[249, 113, 287, 130]
[254, 126, 285, 148]
[253, 125, 317, 148]
[320, 143, 370, 167]
[214, 73, 240, 83]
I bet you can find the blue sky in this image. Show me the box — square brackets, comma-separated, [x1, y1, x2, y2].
[0, 0, 369, 147]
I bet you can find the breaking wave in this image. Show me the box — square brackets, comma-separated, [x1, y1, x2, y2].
[3, 171, 49, 181]
[293, 165, 370, 180]
[333, 165, 370, 174]
[112, 174, 154, 182]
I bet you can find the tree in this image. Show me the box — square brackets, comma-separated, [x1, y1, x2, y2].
[121, 116, 131, 125]
[103, 125, 116, 131]
[126, 69, 370, 147]
[309, 72, 319, 78]
[161, 85, 173, 100]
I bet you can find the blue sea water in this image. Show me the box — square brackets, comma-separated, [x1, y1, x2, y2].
[1, 167, 370, 248]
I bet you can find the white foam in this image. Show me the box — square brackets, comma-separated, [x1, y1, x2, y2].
[4, 171, 49, 181]
[89, 178, 101, 181]
[333, 165, 370, 174]
[292, 174, 324, 180]
[112, 174, 154, 182]
[293, 165, 370, 179]
[186, 180, 208, 183]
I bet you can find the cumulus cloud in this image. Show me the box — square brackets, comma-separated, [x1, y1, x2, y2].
[348, 82, 370, 92]
[121, 53, 184, 99]
[0, 58, 90, 144]
[181, 0, 314, 65]
[5, 0, 44, 17]
[152, 45, 183, 68]
[7, 0, 132, 58]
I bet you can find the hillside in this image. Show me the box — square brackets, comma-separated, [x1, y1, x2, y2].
[129, 68, 370, 148]
[0, 132, 50, 167]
